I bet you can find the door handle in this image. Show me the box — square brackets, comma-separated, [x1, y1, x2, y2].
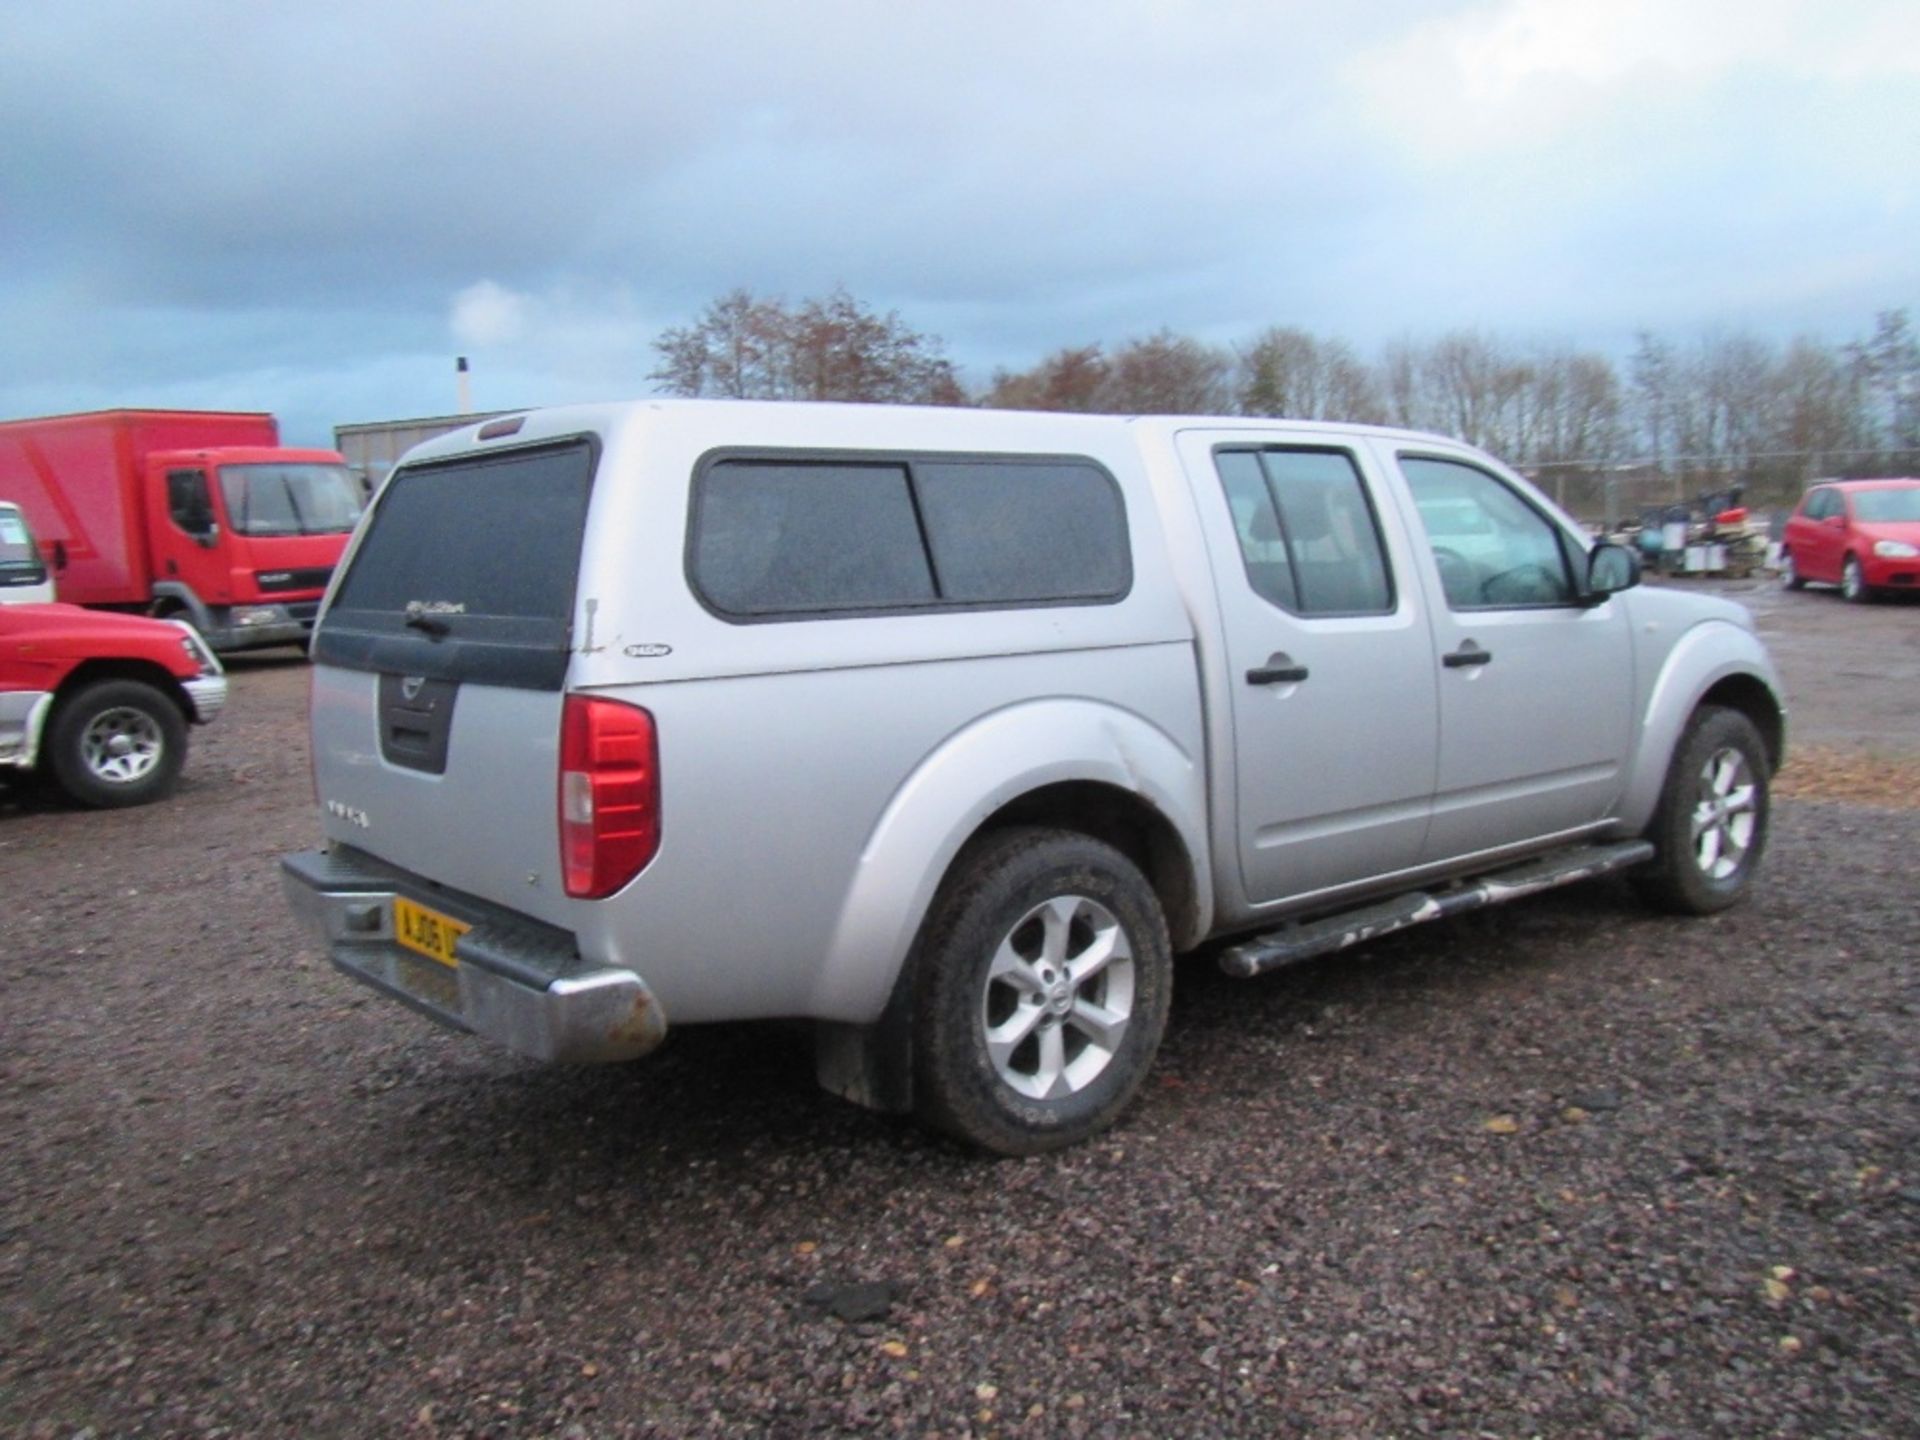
[1247, 652, 1310, 685]
[1443, 643, 1493, 668]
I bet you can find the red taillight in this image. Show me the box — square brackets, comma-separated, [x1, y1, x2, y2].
[559, 695, 661, 899]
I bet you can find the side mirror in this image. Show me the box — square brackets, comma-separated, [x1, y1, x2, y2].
[194, 521, 220, 549]
[52, 539, 68, 571]
[1583, 541, 1640, 604]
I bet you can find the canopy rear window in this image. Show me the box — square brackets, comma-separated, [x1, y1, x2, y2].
[689, 450, 1130, 619]
[314, 439, 595, 690]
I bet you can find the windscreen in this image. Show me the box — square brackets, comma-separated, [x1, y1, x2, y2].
[0, 509, 49, 591]
[219, 463, 364, 536]
[314, 439, 596, 690]
[1852, 488, 1920, 523]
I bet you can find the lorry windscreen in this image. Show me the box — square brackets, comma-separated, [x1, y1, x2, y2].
[219, 464, 364, 536]
[312, 439, 595, 691]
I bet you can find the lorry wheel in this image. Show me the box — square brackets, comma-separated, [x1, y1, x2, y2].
[1779, 551, 1803, 590]
[1635, 706, 1770, 915]
[1842, 554, 1871, 604]
[911, 827, 1172, 1156]
[152, 603, 210, 647]
[46, 679, 189, 808]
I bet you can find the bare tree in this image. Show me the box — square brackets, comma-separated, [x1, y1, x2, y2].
[1096, 329, 1232, 414]
[650, 289, 791, 399]
[1527, 349, 1623, 467]
[1850, 308, 1920, 454]
[983, 344, 1110, 411]
[1629, 331, 1677, 471]
[652, 291, 1909, 492]
[1237, 327, 1384, 423]
[1771, 336, 1874, 479]
[1379, 340, 1421, 431]
[651, 288, 963, 405]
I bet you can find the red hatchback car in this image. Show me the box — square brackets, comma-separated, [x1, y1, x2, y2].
[1780, 478, 1920, 602]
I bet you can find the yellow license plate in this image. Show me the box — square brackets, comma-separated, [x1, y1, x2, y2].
[393, 896, 469, 969]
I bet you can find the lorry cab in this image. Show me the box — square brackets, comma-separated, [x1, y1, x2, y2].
[0, 502, 55, 604]
[0, 409, 363, 654]
[142, 445, 363, 647]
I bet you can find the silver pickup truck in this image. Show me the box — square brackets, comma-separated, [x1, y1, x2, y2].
[282, 401, 1784, 1154]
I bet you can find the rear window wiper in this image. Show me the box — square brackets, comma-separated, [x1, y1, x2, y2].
[403, 601, 462, 637]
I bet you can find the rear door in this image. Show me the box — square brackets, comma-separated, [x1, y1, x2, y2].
[1179, 431, 1439, 905]
[1385, 449, 1633, 862]
[1794, 487, 1844, 582]
[309, 438, 597, 922]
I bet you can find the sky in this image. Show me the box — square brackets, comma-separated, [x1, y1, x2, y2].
[3, 0, 1915, 447]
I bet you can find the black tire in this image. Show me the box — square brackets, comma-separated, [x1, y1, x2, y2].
[152, 602, 211, 649]
[1635, 706, 1770, 915]
[1779, 550, 1804, 590]
[911, 827, 1172, 1156]
[45, 679, 189, 808]
[1842, 554, 1872, 604]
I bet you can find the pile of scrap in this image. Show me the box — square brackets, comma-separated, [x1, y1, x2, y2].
[1622, 487, 1767, 578]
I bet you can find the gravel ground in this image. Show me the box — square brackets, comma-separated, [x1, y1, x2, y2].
[3, 585, 1917, 1439]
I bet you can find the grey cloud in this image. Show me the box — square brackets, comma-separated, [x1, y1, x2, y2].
[1, 1, 1912, 442]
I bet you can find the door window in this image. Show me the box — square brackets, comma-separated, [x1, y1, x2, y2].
[1213, 447, 1393, 615]
[1399, 457, 1574, 609]
[166, 469, 214, 534]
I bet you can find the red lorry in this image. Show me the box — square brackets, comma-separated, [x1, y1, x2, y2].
[0, 409, 362, 652]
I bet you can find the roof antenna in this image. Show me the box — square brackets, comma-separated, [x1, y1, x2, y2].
[456, 355, 472, 414]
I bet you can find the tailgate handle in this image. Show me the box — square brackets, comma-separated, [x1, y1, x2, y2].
[376, 673, 459, 774]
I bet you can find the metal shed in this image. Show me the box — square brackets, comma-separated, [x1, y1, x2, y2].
[333, 410, 512, 495]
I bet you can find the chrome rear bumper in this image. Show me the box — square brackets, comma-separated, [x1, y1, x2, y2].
[279, 846, 667, 1064]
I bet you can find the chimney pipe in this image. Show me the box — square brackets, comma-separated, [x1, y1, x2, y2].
[456, 355, 472, 414]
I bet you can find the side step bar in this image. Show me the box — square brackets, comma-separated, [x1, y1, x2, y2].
[1218, 839, 1655, 979]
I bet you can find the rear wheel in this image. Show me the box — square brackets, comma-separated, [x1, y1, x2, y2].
[1842, 554, 1871, 604]
[912, 828, 1172, 1155]
[1779, 550, 1804, 590]
[1636, 706, 1770, 915]
[45, 679, 188, 808]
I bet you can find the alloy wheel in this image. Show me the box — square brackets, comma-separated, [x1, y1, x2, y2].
[980, 894, 1136, 1101]
[80, 706, 165, 785]
[1691, 745, 1758, 881]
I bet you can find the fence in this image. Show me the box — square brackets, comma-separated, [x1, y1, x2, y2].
[1527, 448, 1920, 529]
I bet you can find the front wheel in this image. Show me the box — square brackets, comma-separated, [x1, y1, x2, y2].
[1635, 706, 1770, 915]
[912, 828, 1172, 1155]
[45, 679, 189, 808]
[1779, 550, 1804, 590]
[1842, 554, 1871, 604]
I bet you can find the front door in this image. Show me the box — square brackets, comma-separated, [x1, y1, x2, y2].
[1180, 432, 1439, 906]
[149, 464, 231, 606]
[1385, 448, 1634, 863]
[1803, 487, 1848, 583]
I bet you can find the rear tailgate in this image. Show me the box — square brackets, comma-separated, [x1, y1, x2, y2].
[308, 437, 596, 926]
